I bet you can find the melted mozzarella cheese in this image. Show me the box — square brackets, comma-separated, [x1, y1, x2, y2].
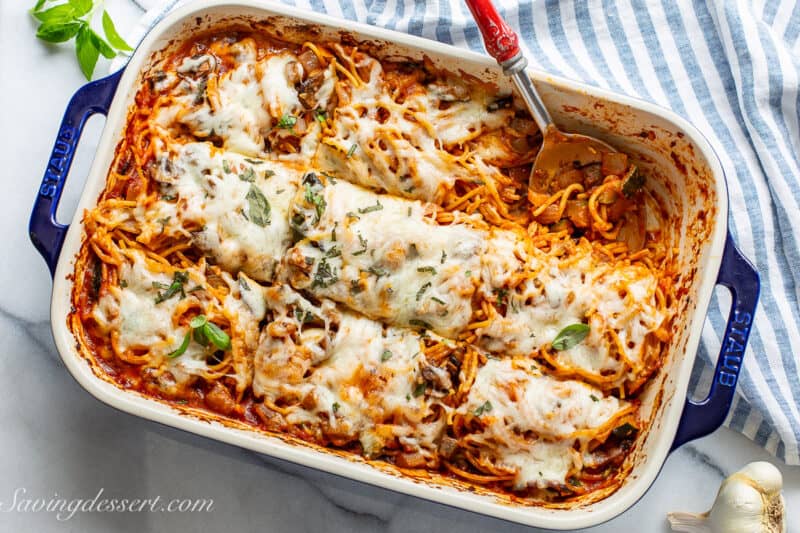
[459, 359, 627, 488]
[286, 178, 484, 337]
[156, 47, 329, 158]
[253, 285, 447, 456]
[316, 56, 514, 202]
[152, 142, 300, 281]
[90, 251, 261, 390]
[169, 44, 269, 156]
[259, 54, 302, 118]
[462, 359, 626, 440]
[478, 237, 664, 385]
[498, 441, 578, 490]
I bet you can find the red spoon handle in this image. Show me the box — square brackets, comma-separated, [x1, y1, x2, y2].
[465, 0, 521, 63]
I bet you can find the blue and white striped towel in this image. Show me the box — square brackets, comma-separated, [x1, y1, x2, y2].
[125, 0, 800, 464]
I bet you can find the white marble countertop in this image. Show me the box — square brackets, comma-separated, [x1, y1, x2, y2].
[1, 1, 797, 531]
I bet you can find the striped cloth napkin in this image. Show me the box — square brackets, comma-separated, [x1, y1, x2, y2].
[123, 0, 800, 464]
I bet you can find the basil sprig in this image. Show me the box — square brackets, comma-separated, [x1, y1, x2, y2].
[30, 0, 132, 80]
[551, 323, 591, 351]
[167, 314, 230, 359]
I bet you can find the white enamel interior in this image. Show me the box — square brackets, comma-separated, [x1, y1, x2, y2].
[49, 1, 729, 529]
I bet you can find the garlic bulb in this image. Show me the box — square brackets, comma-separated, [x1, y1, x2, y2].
[668, 461, 785, 533]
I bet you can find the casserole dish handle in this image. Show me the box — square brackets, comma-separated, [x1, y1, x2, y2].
[672, 233, 760, 449]
[29, 70, 123, 277]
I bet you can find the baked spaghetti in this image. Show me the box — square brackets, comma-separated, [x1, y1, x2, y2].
[69, 28, 675, 505]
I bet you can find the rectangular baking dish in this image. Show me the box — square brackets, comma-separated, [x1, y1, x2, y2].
[29, 1, 760, 529]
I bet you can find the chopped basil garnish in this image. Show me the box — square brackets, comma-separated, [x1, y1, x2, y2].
[412, 381, 427, 397]
[345, 211, 360, 220]
[367, 266, 388, 278]
[440, 250, 447, 264]
[239, 167, 256, 182]
[276, 114, 297, 129]
[417, 266, 436, 275]
[416, 282, 431, 301]
[312, 258, 338, 289]
[238, 277, 251, 292]
[332, 402, 340, 413]
[590, 394, 599, 402]
[222, 159, 232, 173]
[314, 109, 327, 123]
[380, 349, 393, 362]
[154, 271, 189, 304]
[353, 233, 368, 256]
[119, 279, 128, 288]
[409, 319, 431, 330]
[551, 323, 590, 351]
[244, 158, 263, 165]
[473, 400, 492, 416]
[246, 184, 271, 227]
[350, 280, 364, 294]
[346, 144, 357, 158]
[304, 182, 327, 224]
[357, 200, 383, 214]
[430, 296, 446, 305]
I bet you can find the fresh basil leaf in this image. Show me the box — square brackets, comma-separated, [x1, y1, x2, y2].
[245, 184, 271, 227]
[33, 4, 76, 23]
[75, 25, 99, 80]
[68, 0, 92, 17]
[203, 322, 231, 351]
[167, 332, 191, 358]
[189, 314, 208, 329]
[380, 350, 392, 362]
[193, 327, 209, 347]
[89, 29, 116, 59]
[32, 0, 51, 13]
[551, 323, 590, 351]
[36, 21, 82, 43]
[101, 10, 132, 51]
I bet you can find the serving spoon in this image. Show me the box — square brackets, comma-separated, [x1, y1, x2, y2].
[464, 0, 617, 190]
